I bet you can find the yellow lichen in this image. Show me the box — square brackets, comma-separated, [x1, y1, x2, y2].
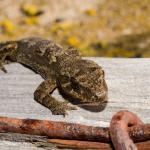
[104, 49, 135, 57]
[67, 36, 80, 47]
[79, 44, 98, 56]
[0, 20, 15, 34]
[51, 21, 75, 33]
[85, 8, 96, 16]
[1, 0, 150, 58]
[23, 17, 38, 25]
[21, 4, 40, 16]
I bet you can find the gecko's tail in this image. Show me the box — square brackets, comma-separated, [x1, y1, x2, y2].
[0, 40, 17, 53]
[0, 40, 18, 73]
[0, 40, 18, 59]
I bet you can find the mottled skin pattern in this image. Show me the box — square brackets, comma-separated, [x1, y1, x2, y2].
[0, 37, 108, 116]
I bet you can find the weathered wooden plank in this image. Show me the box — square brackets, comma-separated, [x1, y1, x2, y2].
[0, 58, 149, 149]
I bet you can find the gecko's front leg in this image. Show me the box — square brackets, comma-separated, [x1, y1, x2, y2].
[34, 78, 76, 116]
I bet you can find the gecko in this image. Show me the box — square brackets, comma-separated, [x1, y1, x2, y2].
[0, 37, 108, 116]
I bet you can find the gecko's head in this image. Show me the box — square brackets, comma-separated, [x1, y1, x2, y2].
[71, 59, 108, 104]
[58, 58, 108, 105]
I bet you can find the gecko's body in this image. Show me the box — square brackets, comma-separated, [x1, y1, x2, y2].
[0, 37, 108, 115]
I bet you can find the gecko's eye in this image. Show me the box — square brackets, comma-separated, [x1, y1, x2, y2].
[35, 48, 43, 55]
[89, 66, 98, 72]
[59, 75, 69, 84]
[70, 77, 80, 92]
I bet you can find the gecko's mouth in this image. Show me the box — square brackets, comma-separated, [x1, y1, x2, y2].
[77, 101, 106, 107]
[77, 101, 107, 112]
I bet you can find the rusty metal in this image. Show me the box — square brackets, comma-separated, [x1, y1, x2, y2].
[110, 110, 144, 150]
[0, 116, 109, 142]
[0, 115, 149, 144]
[48, 139, 150, 149]
[48, 139, 111, 149]
[0, 132, 149, 149]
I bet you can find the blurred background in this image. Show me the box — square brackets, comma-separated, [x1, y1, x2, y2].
[0, 0, 150, 57]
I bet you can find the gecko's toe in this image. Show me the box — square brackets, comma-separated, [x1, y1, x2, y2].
[0, 64, 7, 73]
[62, 101, 77, 110]
[51, 102, 76, 116]
[67, 105, 77, 110]
[52, 109, 68, 116]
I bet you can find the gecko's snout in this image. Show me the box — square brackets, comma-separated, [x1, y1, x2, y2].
[90, 91, 107, 104]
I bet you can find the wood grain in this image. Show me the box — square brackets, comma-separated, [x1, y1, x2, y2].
[0, 58, 149, 149]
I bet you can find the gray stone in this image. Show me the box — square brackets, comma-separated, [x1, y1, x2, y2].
[0, 58, 149, 149]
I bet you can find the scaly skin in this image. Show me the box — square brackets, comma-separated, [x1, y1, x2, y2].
[0, 37, 108, 116]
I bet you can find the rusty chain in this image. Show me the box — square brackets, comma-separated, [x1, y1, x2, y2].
[0, 110, 149, 149]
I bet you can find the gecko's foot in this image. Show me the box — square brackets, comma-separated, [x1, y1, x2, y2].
[0, 63, 7, 73]
[51, 102, 77, 116]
